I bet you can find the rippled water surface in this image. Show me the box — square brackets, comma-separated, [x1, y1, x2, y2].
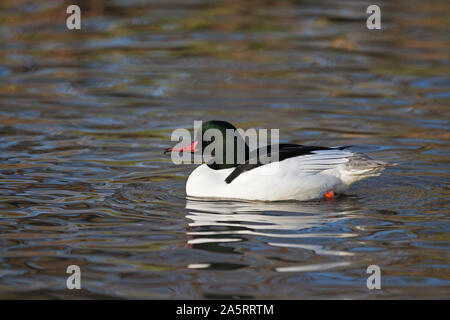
[0, 0, 449, 299]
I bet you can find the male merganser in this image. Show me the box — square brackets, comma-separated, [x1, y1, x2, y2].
[165, 120, 386, 201]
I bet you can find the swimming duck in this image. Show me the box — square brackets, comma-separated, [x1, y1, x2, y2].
[165, 120, 386, 201]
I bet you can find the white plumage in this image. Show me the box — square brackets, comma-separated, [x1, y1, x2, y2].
[186, 149, 385, 201]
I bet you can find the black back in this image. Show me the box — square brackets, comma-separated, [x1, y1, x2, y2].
[224, 144, 350, 184]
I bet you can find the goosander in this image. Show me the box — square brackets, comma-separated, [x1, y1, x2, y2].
[165, 120, 386, 201]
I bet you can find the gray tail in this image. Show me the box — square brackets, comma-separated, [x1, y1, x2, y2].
[345, 154, 388, 177]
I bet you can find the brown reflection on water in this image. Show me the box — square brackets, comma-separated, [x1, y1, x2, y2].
[0, 0, 449, 298]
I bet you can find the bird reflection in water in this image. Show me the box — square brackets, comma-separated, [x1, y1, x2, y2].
[185, 197, 362, 272]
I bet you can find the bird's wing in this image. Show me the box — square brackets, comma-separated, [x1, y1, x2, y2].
[224, 144, 352, 184]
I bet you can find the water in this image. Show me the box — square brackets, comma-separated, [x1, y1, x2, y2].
[0, 0, 449, 299]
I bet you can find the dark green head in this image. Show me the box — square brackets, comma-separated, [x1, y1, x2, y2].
[166, 120, 249, 169]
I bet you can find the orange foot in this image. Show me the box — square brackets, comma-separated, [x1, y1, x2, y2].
[324, 189, 335, 199]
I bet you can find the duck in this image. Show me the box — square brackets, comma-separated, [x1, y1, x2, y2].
[165, 120, 386, 201]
